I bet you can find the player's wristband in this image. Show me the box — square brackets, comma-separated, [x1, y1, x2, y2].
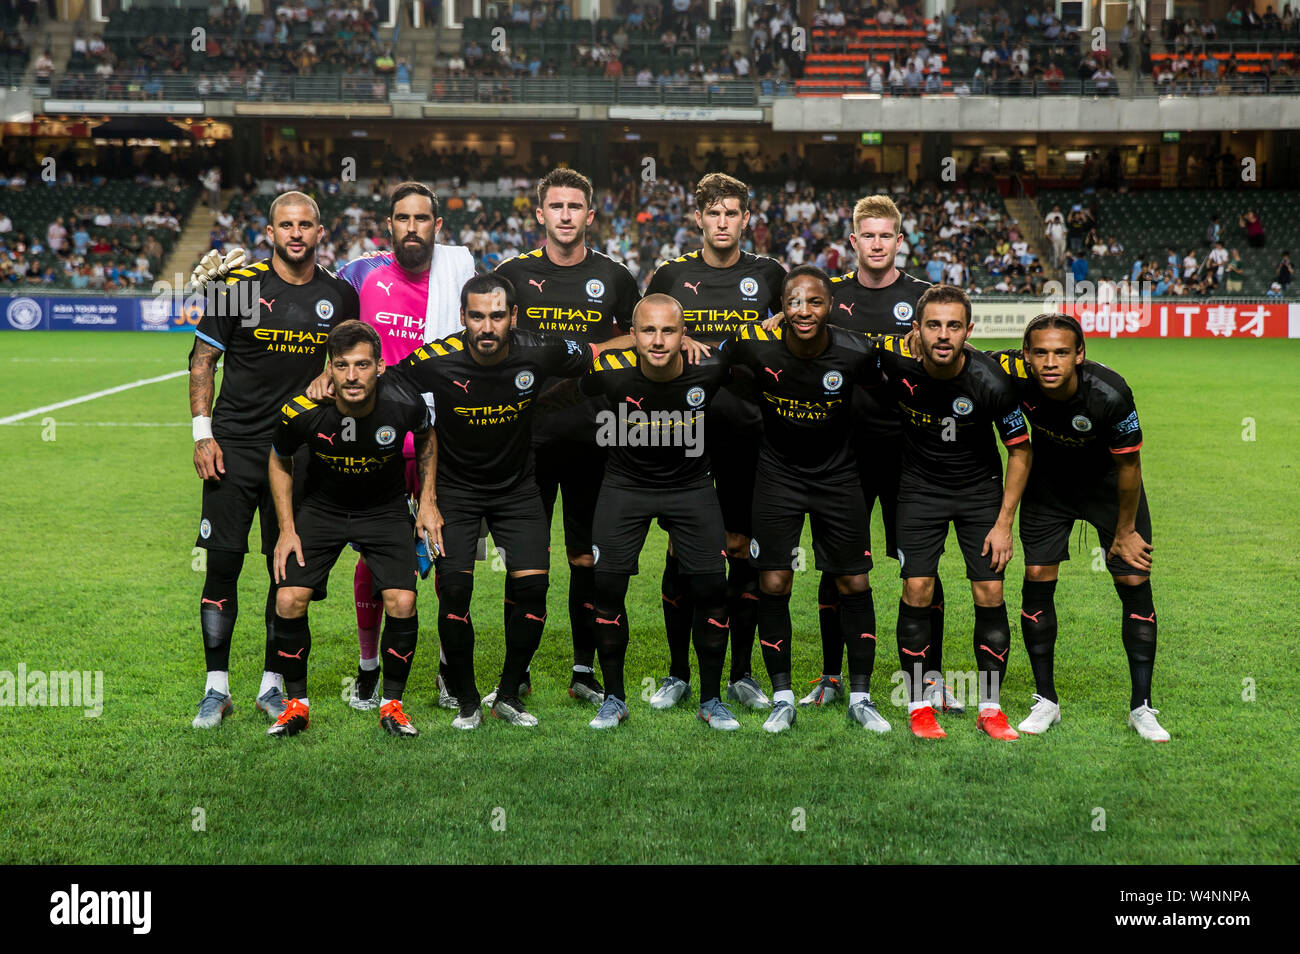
[192, 415, 214, 442]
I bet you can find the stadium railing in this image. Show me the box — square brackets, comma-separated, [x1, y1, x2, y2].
[46, 73, 761, 105]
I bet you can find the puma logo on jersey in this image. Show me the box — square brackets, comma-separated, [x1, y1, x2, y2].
[764, 367, 783, 382]
[902, 378, 918, 395]
[317, 432, 336, 445]
[453, 379, 470, 393]
[528, 279, 546, 292]
[376, 280, 393, 295]
[838, 302, 855, 315]
[1023, 402, 1037, 412]
[625, 396, 645, 410]
[258, 298, 275, 312]
[682, 280, 701, 294]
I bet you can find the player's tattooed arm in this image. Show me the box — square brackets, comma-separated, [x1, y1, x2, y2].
[1109, 451, 1152, 572]
[268, 451, 303, 583]
[189, 339, 225, 480]
[413, 430, 445, 558]
[985, 442, 1032, 572]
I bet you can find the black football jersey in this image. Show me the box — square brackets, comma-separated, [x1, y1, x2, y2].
[193, 260, 359, 445]
[717, 324, 882, 482]
[495, 247, 638, 344]
[388, 329, 592, 491]
[995, 352, 1143, 491]
[645, 250, 786, 341]
[270, 372, 431, 510]
[875, 338, 1029, 492]
[829, 268, 931, 437]
[580, 350, 730, 488]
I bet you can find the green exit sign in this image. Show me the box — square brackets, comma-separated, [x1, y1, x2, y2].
[1162, 131, 1180, 143]
[861, 131, 883, 145]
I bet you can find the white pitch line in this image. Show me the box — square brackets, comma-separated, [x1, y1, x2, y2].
[0, 370, 189, 425]
[0, 421, 187, 427]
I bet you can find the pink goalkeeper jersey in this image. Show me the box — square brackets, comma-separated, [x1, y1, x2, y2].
[337, 252, 434, 367]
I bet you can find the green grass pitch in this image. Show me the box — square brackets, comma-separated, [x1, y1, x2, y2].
[0, 330, 1296, 864]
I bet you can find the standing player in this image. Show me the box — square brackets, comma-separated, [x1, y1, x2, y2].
[494, 168, 639, 706]
[875, 285, 1031, 741]
[644, 172, 786, 711]
[997, 314, 1168, 741]
[266, 321, 433, 737]
[580, 294, 736, 731]
[188, 191, 358, 729]
[718, 266, 890, 734]
[805, 194, 944, 710]
[334, 182, 475, 712]
[400, 274, 608, 729]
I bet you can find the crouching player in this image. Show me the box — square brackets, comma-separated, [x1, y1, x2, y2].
[267, 321, 434, 737]
[581, 295, 735, 731]
[1000, 314, 1168, 741]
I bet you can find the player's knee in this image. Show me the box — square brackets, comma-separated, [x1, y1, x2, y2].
[567, 549, 594, 567]
[724, 533, 749, 559]
[510, 573, 549, 614]
[205, 549, 244, 587]
[834, 573, 869, 596]
[901, 577, 935, 607]
[275, 587, 310, 618]
[759, 570, 793, 597]
[438, 574, 474, 617]
[1112, 573, 1148, 588]
[382, 589, 416, 618]
[594, 571, 629, 615]
[971, 580, 1004, 607]
[687, 571, 727, 609]
[1025, 564, 1060, 583]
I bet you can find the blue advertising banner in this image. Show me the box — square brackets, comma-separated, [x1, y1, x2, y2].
[1, 293, 204, 333]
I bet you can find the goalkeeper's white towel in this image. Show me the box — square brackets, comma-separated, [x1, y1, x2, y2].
[425, 244, 476, 343]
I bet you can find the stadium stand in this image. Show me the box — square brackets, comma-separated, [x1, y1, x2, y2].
[1037, 188, 1298, 296]
[0, 172, 198, 290]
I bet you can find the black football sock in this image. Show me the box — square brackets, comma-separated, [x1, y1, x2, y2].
[974, 603, 1011, 708]
[689, 572, 729, 703]
[756, 591, 793, 694]
[502, 575, 548, 697]
[726, 556, 759, 683]
[502, 573, 516, 638]
[438, 575, 478, 707]
[273, 612, 311, 699]
[263, 557, 279, 675]
[817, 571, 843, 676]
[840, 588, 877, 694]
[593, 571, 631, 701]
[200, 549, 243, 673]
[433, 572, 458, 699]
[1116, 579, 1157, 710]
[896, 600, 932, 703]
[380, 612, 418, 701]
[929, 575, 946, 673]
[661, 551, 694, 683]
[569, 563, 597, 671]
[1020, 579, 1059, 702]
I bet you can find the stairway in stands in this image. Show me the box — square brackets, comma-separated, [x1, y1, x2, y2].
[797, 23, 946, 95]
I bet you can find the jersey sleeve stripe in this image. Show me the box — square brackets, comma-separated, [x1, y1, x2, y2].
[414, 347, 431, 360]
[1110, 442, 1142, 454]
[194, 329, 226, 352]
[280, 404, 298, 419]
[431, 343, 448, 356]
[293, 396, 316, 410]
[606, 352, 624, 370]
[447, 337, 464, 351]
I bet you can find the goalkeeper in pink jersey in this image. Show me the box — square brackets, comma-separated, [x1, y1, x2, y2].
[334, 182, 476, 711]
